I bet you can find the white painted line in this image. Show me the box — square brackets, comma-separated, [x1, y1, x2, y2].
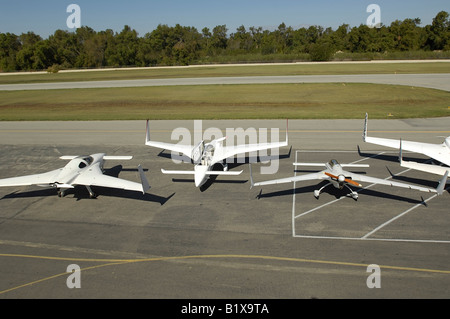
[293, 150, 386, 220]
[291, 151, 298, 237]
[362, 186, 449, 239]
[293, 234, 450, 244]
[291, 150, 449, 243]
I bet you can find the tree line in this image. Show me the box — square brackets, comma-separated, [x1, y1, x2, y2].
[0, 11, 449, 72]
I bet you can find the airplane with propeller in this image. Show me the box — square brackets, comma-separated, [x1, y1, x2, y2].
[145, 120, 288, 188]
[250, 159, 441, 200]
[0, 153, 150, 198]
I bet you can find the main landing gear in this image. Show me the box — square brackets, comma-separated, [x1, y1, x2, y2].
[313, 183, 358, 201]
[57, 186, 98, 199]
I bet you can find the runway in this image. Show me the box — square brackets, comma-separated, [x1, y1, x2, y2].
[1, 73, 450, 91]
[0, 119, 449, 300]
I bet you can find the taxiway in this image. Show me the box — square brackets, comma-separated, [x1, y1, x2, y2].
[0, 119, 449, 299]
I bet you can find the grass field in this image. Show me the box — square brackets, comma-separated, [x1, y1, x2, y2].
[0, 61, 449, 120]
[1, 61, 450, 85]
[0, 83, 448, 120]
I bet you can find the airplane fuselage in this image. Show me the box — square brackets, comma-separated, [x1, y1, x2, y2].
[194, 142, 226, 187]
[51, 154, 105, 192]
[325, 160, 347, 189]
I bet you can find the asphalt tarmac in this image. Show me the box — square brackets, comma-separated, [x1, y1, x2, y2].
[0, 118, 449, 301]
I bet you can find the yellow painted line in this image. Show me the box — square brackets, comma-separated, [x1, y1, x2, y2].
[0, 261, 129, 295]
[1, 253, 449, 295]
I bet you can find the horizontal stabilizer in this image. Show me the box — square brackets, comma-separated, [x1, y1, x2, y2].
[55, 183, 75, 189]
[161, 169, 195, 175]
[60, 155, 133, 160]
[103, 156, 133, 161]
[293, 162, 369, 168]
[206, 170, 243, 176]
[161, 169, 242, 175]
[340, 164, 370, 168]
[293, 163, 327, 167]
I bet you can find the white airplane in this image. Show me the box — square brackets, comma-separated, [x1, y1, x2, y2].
[363, 113, 450, 167]
[0, 153, 150, 198]
[250, 159, 437, 200]
[145, 120, 288, 188]
[399, 140, 449, 194]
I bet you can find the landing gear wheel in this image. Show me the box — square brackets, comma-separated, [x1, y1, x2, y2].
[86, 186, 97, 199]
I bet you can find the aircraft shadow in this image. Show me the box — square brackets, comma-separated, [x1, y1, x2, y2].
[357, 145, 428, 163]
[103, 165, 149, 177]
[227, 146, 292, 170]
[1, 187, 174, 205]
[170, 163, 248, 192]
[254, 180, 426, 204]
[1, 165, 173, 205]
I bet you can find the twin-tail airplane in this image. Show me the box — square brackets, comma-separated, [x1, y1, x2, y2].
[250, 159, 437, 200]
[363, 113, 449, 190]
[145, 120, 288, 188]
[0, 153, 150, 198]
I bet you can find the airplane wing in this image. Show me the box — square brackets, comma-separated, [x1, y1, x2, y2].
[72, 165, 149, 194]
[60, 156, 133, 161]
[363, 113, 450, 166]
[250, 163, 325, 187]
[364, 136, 450, 166]
[219, 120, 289, 163]
[345, 171, 436, 193]
[401, 160, 450, 176]
[145, 120, 193, 159]
[0, 169, 63, 188]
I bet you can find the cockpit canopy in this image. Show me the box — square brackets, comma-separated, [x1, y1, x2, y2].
[328, 159, 339, 169]
[77, 156, 93, 169]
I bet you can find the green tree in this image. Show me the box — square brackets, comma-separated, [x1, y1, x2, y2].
[426, 11, 450, 50]
[0, 33, 21, 71]
[210, 25, 228, 53]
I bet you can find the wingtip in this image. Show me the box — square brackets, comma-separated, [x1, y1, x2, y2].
[249, 164, 254, 189]
[145, 119, 151, 144]
[437, 171, 449, 195]
[138, 164, 150, 194]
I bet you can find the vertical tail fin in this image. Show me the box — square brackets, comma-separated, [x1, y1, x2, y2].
[363, 113, 368, 142]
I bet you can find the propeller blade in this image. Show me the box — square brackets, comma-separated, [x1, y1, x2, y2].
[345, 179, 362, 187]
[324, 172, 338, 179]
[324, 172, 362, 187]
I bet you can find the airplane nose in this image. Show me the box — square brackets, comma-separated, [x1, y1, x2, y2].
[194, 165, 208, 187]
